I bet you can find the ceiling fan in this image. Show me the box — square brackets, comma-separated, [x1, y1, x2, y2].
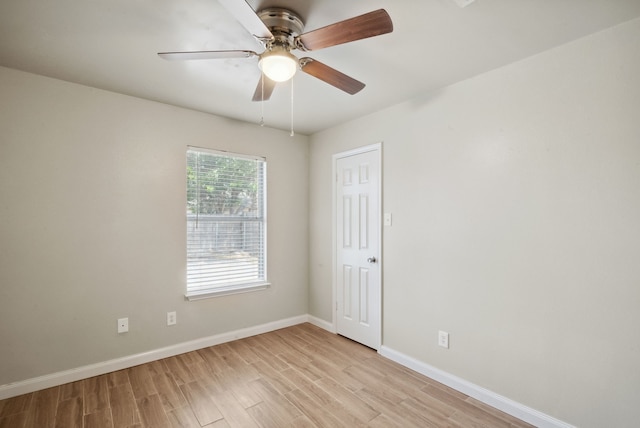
[158, 0, 393, 102]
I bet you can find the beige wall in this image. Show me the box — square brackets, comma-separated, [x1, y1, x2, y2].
[309, 17, 640, 428]
[0, 67, 309, 385]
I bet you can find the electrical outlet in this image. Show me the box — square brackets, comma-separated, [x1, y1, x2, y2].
[438, 330, 449, 349]
[117, 317, 129, 334]
[167, 311, 176, 326]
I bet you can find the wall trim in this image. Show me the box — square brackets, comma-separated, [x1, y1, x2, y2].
[0, 316, 572, 428]
[0, 314, 309, 400]
[378, 345, 575, 428]
[307, 314, 335, 333]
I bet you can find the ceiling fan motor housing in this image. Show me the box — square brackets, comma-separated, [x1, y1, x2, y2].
[257, 8, 305, 51]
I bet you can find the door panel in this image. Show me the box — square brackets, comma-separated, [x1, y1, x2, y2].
[336, 148, 380, 349]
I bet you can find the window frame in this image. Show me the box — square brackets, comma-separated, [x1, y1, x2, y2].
[185, 146, 269, 300]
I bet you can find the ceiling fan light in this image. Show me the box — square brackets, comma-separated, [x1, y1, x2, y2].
[259, 50, 298, 82]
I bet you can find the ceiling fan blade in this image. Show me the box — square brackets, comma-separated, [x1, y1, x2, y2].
[252, 74, 277, 101]
[300, 58, 365, 95]
[158, 50, 257, 60]
[296, 9, 393, 51]
[218, 0, 273, 39]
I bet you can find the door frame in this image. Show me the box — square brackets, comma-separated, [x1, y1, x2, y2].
[332, 142, 382, 349]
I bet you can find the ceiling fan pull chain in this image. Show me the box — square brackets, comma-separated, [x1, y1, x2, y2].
[290, 77, 295, 137]
[260, 74, 265, 127]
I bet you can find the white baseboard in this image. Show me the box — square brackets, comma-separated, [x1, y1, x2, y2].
[1, 316, 572, 428]
[0, 314, 309, 400]
[307, 314, 335, 333]
[379, 346, 574, 428]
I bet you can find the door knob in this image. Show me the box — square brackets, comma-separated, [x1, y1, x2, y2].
[367, 257, 377, 263]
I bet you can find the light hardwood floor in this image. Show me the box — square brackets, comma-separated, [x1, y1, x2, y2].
[0, 323, 534, 427]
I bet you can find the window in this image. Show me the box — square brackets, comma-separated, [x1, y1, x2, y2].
[186, 147, 267, 299]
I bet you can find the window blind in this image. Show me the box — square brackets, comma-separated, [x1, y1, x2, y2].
[186, 147, 267, 298]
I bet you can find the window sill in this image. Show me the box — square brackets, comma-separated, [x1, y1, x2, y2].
[185, 282, 271, 301]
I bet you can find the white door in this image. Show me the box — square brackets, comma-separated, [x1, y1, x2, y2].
[335, 146, 381, 349]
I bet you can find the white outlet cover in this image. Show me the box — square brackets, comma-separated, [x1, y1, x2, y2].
[167, 311, 177, 326]
[438, 330, 449, 348]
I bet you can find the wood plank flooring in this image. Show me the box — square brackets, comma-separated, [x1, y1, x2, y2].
[0, 323, 534, 427]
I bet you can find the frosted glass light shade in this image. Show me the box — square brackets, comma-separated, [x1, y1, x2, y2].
[259, 50, 298, 82]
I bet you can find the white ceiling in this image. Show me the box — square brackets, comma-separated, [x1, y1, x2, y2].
[2, 0, 640, 135]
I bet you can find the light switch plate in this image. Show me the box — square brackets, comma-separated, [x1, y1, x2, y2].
[117, 317, 129, 334]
